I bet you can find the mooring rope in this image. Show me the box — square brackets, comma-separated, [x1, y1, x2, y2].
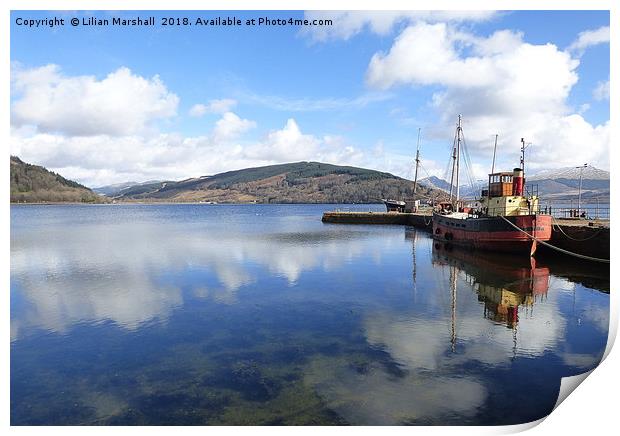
[551, 216, 605, 242]
[499, 216, 609, 264]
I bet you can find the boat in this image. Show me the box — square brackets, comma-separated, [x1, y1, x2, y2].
[383, 128, 424, 213]
[382, 198, 406, 212]
[431, 116, 552, 256]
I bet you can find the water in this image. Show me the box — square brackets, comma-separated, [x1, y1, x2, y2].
[10, 204, 609, 425]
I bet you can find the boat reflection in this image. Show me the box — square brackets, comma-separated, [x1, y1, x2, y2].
[431, 242, 550, 329]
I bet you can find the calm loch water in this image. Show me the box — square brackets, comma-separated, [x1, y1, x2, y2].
[10, 204, 610, 425]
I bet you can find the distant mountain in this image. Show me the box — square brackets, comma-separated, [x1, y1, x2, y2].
[418, 176, 452, 193]
[109, 161, 446, 203]
[419, 176, 484, 199]
[10, 156, 106, 203]
[529, 166, 609, 181]
[419, 166, 609, 201]
[529, 166, 609, 201]
[93, 180, 163, 197]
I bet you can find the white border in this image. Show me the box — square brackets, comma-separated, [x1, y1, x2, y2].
[2, 1, 616, 435]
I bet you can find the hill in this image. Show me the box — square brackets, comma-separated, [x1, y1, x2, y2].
[418, 176, 452, 193]
[10, 156, 105, 203]
[108, 161, 444, 203]
[93, 180, 163, 197]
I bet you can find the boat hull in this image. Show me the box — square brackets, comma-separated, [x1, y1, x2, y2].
[432, 213, 552, 255]
[382, 199, 406, 213]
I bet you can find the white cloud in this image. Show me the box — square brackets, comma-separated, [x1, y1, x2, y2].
[11, 65, 179, 136]
[244, 91, 393, 111]
[212, 111, 256, 141]
[301, 11, 497, 42]
[568, 26, 610, 54]
[189, 98, 237, 117]
[10, 116, 370, 187]
[365, 22, 610, 171]
[593, 80, 610, 101]
[578, 103, 591, 114]
[244, 118, 365, 164]
[207, 98, 237, 113]
[188, 104, 208, 117]
[245, 118, 319, 161]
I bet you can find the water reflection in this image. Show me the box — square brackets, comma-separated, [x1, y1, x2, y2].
[432, 244, 550, 329]
[10, 205, 609, 425]
[11, 217, 391, 340]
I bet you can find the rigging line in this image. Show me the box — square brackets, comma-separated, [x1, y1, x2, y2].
[442, 126, 459, 182]
[417, 162, 450, 200]
[418, 162, 434, 180]
[459, 130, 480, 193]
[551, 217, 606, 241]
[457, 132, 475, 193]
[444, 141, 455, 184]
[498, 216, 609, 263]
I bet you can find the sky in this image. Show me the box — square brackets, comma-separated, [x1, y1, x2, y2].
[9, 10, 610, 188]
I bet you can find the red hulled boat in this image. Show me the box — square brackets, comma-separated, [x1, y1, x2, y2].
[431, 116, 552, 256]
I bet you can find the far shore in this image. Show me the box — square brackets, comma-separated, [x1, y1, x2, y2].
[10, 201, 386, 206]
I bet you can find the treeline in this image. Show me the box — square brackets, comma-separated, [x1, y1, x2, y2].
[231, 175, 442, 204]
[114, 167, 446, 204]
[10, 156, 106, 203]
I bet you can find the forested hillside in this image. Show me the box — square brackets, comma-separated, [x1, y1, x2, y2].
[10, 156, 105, 203]
[108, 161, 444, 203]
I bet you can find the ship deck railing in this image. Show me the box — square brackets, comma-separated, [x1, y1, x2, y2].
[544, 206, 610, 221]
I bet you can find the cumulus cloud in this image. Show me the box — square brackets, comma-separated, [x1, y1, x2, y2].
[10, 115, 368, 187]
[568, 26, 610, 54]
[301, 10, 497, 42]
[10, 64, 393, 186]
[188, 104, 208, 117]
[593, 80, 610, 101]
[189, 98, 237, 117]
[365, 22, 610, 171]
[245, 119, 365, 164]
[11, 64, 179, 136]
[212, 111, 256, 141]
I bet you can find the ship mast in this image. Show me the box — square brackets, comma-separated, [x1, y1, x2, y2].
[455, 115, 462, 204]
[491, 134, 498, 175]
[448, 115, 463, 207]
[449, 141, 457, 203]
[520, 138, 526, 172]
[413, 128, 421, 194]
[488, 134, 498, 207]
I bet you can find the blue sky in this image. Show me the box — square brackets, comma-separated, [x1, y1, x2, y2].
[10, 10, 610, 187]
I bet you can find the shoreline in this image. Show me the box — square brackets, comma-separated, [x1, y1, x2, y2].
[9, 201, 387, 206]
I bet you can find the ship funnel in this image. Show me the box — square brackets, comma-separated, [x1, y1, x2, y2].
[512, 168, 524, 196]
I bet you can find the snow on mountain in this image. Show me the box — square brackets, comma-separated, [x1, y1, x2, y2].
[529, 166, 609, 181]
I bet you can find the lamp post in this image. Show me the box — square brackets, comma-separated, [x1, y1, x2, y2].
[576, 163, 588, 218]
